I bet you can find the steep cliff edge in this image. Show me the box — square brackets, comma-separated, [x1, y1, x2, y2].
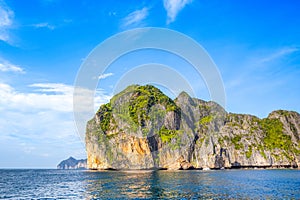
[86, 85, 300, 170]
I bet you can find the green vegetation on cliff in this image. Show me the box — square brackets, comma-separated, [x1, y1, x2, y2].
[246, 145, 253, 158]
[158, 125, 178, 143]
[86, 84, 300, 170]
[260, 118, 292, 151]
[93, 85, 182, 142]
[199, 115, 213, 125]
[96, 103, 114, 133]
[231, 135, 243, 150]
[128, 85, 180, 126]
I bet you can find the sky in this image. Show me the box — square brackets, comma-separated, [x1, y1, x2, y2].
[0, 0, 300, 168]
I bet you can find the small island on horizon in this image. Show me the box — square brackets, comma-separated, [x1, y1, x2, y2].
[75, 84, 300, 170]
[57, 156, 87, 170]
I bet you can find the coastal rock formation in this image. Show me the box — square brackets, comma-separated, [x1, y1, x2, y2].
[86, 85, 300, 170]
[57, 157, 87, 169]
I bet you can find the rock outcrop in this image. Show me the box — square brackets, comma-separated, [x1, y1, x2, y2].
[86, 85, 300, 170]
[57, 157, 87, 169]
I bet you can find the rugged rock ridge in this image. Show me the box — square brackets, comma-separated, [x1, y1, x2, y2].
[86, 85, 300, 170]
[57, 157, 87, 169]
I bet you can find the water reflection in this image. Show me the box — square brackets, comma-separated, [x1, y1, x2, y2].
[85, 170, 164, 199]
[83, 170, 300, 199]
[0, 169, 299, 199]
[84, 170, 223, 199]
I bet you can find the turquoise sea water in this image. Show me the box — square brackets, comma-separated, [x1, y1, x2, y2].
[0, 169, 299, 199]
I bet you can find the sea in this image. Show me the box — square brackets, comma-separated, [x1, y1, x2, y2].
[0, 169, 299, 199]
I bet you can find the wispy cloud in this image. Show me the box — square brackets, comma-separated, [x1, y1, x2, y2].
[0, 1, 12, 27]
[0, 83, 73, 112]
[121, 7, 148, 28]
[0, 82, 111, 113]
[30, 83, 110, 112]
[99, 72, 113, 80]
[30, 83, 73, 94]
[0, 0, 14, 43]
[0, 59, 25, 73]
[31, 22, 55, 30]
[224, 47, 299, 91]
[163, 0, 192, 24]
[259, 47, 298, 63]
[0, 82, 111, 165]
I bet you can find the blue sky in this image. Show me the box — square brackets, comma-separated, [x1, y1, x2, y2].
[0, 0, 300, 168]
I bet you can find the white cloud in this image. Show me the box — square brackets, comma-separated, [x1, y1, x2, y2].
[163, 0, 192, 24]
[0, 82, 112, 166]
[0, 0, 14, 43]
[98, 72, 113, 80]
[0, 59, 25, 73]
[259, 47, 298, 63]
[121, 7, 148, 28]
[0, 83, 73, 112]
[32, 22, 55, 30]
[0, 106, 87, 167]
[0, 2, 12, 27]
[30, 83, 73, 95]
[0, 30, 9, 42]
[0, 82, 111, 113]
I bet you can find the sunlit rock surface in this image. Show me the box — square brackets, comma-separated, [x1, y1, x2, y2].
[86, 85, 300, 170]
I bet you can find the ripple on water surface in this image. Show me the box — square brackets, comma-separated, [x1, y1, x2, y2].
[0, 169, 299, 199]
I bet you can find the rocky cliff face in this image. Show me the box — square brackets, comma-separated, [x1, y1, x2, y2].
[86, 85, 300, 170]
[57, 157, 87, 169]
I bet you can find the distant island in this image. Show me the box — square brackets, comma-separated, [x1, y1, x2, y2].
[57, 157, 87, 169]
[85, 85, 300, 170]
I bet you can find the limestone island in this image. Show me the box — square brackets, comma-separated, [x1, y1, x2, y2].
[86, 85, 300, 170]
[57, 157, 87, 169]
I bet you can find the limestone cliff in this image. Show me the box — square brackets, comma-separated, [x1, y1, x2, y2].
[86, 85, 300, 170]
[57, 157, 87, 169]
